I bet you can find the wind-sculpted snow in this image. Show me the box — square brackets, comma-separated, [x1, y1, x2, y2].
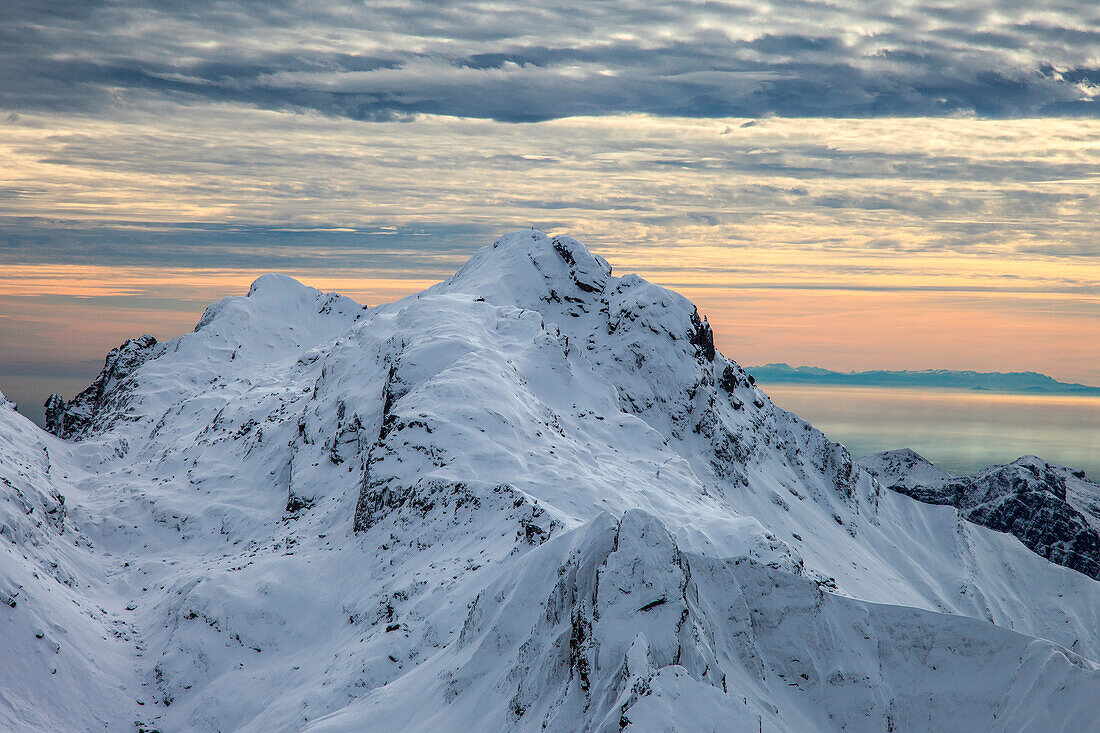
[3, 231, 1100, 730]
[311, 511, 1100, 732]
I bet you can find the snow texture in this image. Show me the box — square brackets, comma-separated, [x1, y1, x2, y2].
[3, 231, 1099, 731]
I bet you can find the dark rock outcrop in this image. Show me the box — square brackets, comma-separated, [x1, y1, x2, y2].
[43, 393, 65, 436]
[44, 334, 158, 439]
[688, 308, 715, 362]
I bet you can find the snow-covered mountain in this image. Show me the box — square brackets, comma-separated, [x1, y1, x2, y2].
[860, 449, 1100, 580]
[3, 231, 1099, 732]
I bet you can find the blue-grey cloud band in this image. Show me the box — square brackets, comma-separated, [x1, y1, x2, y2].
[2, 0, 1099, 120]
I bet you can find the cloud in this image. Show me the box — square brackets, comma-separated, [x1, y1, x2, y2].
[2, 108, 1098, 265]
[2, 1, 1100, 121]
[0, 218, 491, 271]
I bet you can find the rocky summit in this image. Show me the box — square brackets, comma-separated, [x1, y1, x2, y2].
[2, 231, 1098, 731]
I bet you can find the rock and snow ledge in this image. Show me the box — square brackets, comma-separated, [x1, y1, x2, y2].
[861, 449, 1100, 580]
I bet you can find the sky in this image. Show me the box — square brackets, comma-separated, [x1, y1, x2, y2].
[1, 0, 1099, 424]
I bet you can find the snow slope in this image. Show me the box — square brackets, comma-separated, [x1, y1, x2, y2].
[0, 397, 139, 730]
[3, 231, 1099, 731]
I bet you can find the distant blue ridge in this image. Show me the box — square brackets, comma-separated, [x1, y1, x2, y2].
[746, 364, 1100, 396]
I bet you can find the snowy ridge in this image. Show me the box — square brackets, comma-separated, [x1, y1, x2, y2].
[3, 231, 1099, 731]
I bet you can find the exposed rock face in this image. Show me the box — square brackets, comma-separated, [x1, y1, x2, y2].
[860, 450, 1100, 580]
[43, 334, 158, 439]
[43, 393, 65, 436]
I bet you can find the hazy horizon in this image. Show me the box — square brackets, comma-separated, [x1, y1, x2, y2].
[763, 384, 1100, 479]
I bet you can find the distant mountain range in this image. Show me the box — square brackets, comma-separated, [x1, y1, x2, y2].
[747, 363, 1100, 396]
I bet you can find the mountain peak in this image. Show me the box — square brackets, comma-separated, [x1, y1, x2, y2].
[43, 333, 159, 438]
[440, 229, 612, 305]
[857, 447, 951, 493]
[246, 272, 312, 299]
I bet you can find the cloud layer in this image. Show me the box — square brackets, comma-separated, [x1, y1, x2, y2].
[4, 109, 1099, 266]
[3, 0, 1100, 121]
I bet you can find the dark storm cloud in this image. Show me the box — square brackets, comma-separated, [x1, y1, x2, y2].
[2, 0, 1099, 121]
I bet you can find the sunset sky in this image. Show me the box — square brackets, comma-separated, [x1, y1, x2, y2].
[2, 1, 1098, 423]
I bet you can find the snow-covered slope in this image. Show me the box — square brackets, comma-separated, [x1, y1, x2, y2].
[0, 395, 139, 730]
[4, 231, 1100, 731]
[860, 449, 1100, 580]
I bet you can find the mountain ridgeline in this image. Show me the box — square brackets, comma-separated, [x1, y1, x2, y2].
[4, 231, 1099, 732]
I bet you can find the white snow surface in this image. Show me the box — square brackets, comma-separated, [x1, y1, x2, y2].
[1, 231, 1098, 732]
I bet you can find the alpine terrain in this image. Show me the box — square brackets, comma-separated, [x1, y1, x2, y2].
[2, 231, 1099, 732]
